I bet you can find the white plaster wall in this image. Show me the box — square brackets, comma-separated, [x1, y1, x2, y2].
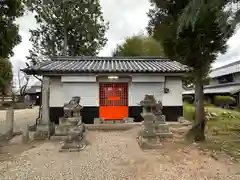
[49, 75, 183, 107]
[209, 78, 219, 85]
[129, 82, 164, 106]
[62, 82, 98, 106]
[61, 75, 96, 82]
[162, 77, 183, 106]
[233, 73, 240, 82]
[49, 77, 64, 107]
[131, 75, 164, 82]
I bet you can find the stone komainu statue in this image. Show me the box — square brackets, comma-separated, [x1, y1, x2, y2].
[63, 96, 83, 118]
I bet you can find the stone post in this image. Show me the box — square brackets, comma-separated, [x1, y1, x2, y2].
[22, 125, 29, 144]
[35, 76, 51, 139]
[5, 107, 14, 139]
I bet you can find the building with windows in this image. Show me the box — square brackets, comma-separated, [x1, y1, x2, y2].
[22, 56, 190, 124]
[183, 60, 240, 105]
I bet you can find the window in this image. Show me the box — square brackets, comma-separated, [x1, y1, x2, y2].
[218, 74, 233, 84]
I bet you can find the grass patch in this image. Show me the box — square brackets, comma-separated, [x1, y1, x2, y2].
[183, 103, 240, 160]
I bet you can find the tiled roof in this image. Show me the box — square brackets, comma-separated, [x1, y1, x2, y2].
[22, 56, 191, 74]
[209, 60, 240, 78]
[183, 82, 240, 95]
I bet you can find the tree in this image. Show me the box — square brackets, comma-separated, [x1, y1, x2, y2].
[0, 0, 25, 58]
[17, 69, 30, 98]
[177, 0, 240, 36]
[26, 0, 108, 64]
[147, 0, 235, 141]
[112, 35, 165, 56]
[0, 1, 24, 103]
[0, 58, 13, 102]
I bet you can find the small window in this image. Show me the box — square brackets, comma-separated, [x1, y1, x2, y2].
[218, 74, 233, 84]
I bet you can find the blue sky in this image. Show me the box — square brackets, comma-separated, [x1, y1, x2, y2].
[10, 0, 240, 86]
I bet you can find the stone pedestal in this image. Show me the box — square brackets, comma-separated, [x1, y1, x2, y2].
[56, 117, 87, 152]
[59, 125, 87, 152]
[137, 95, 173, 149]
[55, 96, 87, 152]
[22, 125, 29, 144]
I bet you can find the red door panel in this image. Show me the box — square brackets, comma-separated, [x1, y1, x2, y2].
[99, 83, 128, 120]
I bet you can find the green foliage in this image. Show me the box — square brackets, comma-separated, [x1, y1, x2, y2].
[26, 0, 109, 63]
[0, 58, 13, 96]
[0, 0, 25, 58]
[112, 34, 165, 56]
[147, 0, 236, 141]
[214, 95, 236, 107]
[183, 103, 195, 121]
[178, 0, 240, 37]
[183, 95, 194, 104]
[147, 0, 233, 76]
[184, 103, 240, 159]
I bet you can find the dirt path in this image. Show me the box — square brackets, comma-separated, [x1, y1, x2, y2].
[0, 129, 240, 180]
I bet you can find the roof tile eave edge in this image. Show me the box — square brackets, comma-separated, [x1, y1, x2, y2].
[49, 56, 172, 61]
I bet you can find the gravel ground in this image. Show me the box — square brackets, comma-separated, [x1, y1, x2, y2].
[0, 128, 240, 180]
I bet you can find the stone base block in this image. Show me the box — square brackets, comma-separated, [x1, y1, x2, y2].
[114, 120, 125, 124]
[36, 124, 49, 132]
[33, 131, 49, 140]
[137, 137, 165, 149]
[33, 124, 51, 140]
[143, 121, 167, 130]
[140, 129, 173, 138]
[155, 124, 171, 133]
[59, 140, 87, 152]
[155, 115, 166, 122]
[104, 120, 114, 124]
[155, 132, 173, 138]
[123, 117, 134, 123]
[94, 118, 126, 124]
[94, 118, 105, 124]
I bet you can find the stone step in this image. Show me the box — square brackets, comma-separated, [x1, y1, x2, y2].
[86, 123, 141, 131]
[94, 118, 129, 124]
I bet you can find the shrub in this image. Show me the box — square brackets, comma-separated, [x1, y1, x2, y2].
[214, 95, 236, 108]
[183, 104, 195, 121]
[183, 95, 194, 104]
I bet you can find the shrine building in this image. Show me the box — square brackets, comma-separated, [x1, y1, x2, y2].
[22, 56, 191, 124]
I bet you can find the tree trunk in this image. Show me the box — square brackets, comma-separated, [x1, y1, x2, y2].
[1, 94, 4, 102]
[63, 26, 67, 55]
[63, 2, 68, 56]
[186, 74, 206, 142]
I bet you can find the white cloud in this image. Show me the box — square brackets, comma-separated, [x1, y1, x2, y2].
[98, 0, 150, 55]
[212, 28, 240, 68]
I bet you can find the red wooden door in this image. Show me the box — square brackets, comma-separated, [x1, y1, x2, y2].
[99, 83, 128, 120]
